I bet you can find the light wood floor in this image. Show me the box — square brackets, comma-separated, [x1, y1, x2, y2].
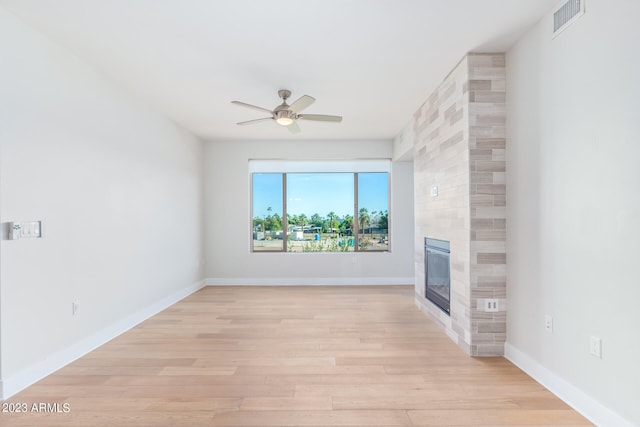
[1, 286, 592, 426]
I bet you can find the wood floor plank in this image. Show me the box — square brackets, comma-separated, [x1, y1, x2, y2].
[240, 396, 333, 411]
[408, 409, 591, 426]
[0, 286, 592, 426]
[234, 365, 387, 376]
[210, 409, 413, 426]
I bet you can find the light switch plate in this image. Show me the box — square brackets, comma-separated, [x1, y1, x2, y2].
[4, 221, 43, 240]
[21, 221, 42, 238]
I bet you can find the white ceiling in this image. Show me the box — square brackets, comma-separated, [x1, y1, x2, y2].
[1, 0, 556, 141]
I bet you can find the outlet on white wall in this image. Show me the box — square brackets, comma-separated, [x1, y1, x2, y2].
[545, 314, 553, 333]
[590, 336, 602, 359]
[484, 299, 499, 312]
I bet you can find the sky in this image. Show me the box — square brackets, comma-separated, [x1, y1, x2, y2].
[252, 172, 388, 219]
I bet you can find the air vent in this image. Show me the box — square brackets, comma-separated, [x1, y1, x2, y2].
[553, 0, 585, 37]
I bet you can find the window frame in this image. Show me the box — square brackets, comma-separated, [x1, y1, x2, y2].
[249, 160, 391, 253]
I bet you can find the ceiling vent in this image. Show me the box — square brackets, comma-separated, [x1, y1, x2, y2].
[553, 0, 585, 38]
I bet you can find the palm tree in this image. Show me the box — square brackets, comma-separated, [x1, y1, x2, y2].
[265, 206, 273, 230]
[359, 208, 370, 234]
[298, 213, 307, 228]
[327, 211, 337, 232]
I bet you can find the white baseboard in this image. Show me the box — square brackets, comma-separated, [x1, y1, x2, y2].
[505, 342, 635, 427]
[205, 277, 414, 286]
[1, 280, 206, 400]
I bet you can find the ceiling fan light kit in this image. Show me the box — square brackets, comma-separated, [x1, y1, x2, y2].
[276, 117, 293, 126]
[275, 110, 294, 127]
[232, 89, 342, 134]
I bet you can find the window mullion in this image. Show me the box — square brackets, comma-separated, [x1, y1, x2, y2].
[282, 173, 287, 252]
[354, 172, 359, 252]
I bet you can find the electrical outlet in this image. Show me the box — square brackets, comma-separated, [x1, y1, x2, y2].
[590, 336, 602, 358]
[545, 314, 553, 333]
[484, 299, 499, 312]
[72, 301, 79, 316]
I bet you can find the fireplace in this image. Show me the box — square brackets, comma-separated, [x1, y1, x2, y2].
[425, 237, 450, 314]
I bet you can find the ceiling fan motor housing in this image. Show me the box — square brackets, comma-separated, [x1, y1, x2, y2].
[277, 89, 292, 101]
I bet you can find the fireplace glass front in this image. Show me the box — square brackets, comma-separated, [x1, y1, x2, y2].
[425, 237, 450, 314]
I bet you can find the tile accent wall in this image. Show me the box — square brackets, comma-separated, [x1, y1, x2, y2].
[414, 55, 472, 353]
[413, 53, 506, 357]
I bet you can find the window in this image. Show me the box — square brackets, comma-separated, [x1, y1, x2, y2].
[250, 160, 390, 252]
[357, 172, 389, 251]
[251, 173, 284, 251]
[286, 173, 355, 252]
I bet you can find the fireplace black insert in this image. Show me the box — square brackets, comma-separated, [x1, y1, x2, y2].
[425, 237, 450, 315]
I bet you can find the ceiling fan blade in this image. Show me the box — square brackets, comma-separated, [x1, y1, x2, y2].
[298, 114, 342, 122]
[289, 95, 315, 113]
[287, 121, 301, 134]
[231, 101, 274, 115]
[237, 117, 273, 126]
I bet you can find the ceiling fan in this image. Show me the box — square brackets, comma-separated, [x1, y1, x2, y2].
[231, 89, 342, 134]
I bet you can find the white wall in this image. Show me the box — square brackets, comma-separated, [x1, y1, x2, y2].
[392, 119, 414, 162]
[0, 8, 204, 397]
[506, 0, 640, 425]
[204, 140, 414, 284]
